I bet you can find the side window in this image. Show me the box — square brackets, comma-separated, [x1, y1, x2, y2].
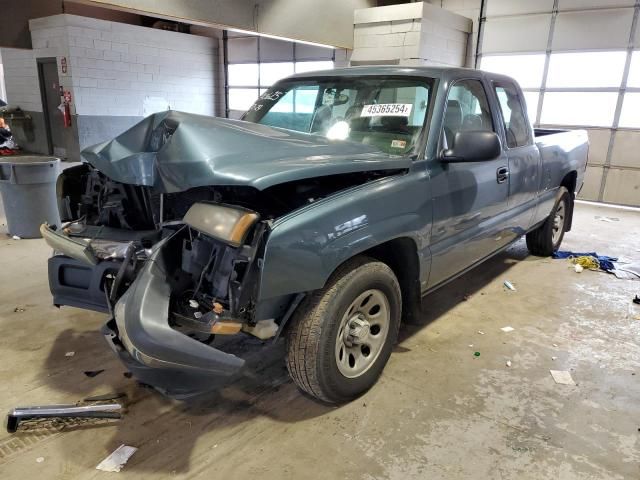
[443, 79, 494, 149]
[494, 82, 531, 148]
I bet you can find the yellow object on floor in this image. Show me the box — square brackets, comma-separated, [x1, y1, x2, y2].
[569, 256, 600, 270]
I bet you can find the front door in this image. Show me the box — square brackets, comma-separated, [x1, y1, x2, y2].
[427, 78, 510, 289]
[37, 58, 66, 158]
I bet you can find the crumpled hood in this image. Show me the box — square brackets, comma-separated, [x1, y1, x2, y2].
[81, 111, 410, 192]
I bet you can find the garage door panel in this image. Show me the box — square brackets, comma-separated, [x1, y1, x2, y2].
[578, 166, 604, 200]
[558, 0, 635, 10]
[295, 43, 334, 61]
[585, 128, 612, 166]
[486, 0, 554, 17]
[482, 15, 551, 53]
[553, 9, 632, 50]
[602, 168, 640, 205]
[610, 130, 640, 168]
[259, 38, 294, 62]
[228, 37, 258, 62]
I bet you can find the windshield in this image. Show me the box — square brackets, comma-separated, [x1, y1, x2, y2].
[242, 76, 433, 155]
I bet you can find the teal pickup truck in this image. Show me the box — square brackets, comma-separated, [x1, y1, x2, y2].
[44, 66, 588, 403]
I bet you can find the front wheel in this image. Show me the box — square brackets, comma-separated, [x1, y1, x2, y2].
[526, 186, 570, 256]
[285, 257, 401, 404]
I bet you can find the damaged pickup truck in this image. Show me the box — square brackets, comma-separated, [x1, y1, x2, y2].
[43, 67, 588, 403]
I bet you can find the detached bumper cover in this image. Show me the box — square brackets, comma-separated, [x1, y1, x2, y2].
[106, 243, 245, 396]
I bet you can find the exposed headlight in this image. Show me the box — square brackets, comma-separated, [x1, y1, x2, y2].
[183, 203, 259, 247]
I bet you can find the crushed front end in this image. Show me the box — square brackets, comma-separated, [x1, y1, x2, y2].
[47, 164, 277, 397]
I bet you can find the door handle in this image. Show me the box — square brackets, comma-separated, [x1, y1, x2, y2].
[497, 166, 509, 184]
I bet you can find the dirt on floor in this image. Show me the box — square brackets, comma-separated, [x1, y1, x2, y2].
[0, 201, 639, 479]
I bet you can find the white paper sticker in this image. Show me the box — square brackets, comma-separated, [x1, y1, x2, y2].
[361, 103, 412, 117]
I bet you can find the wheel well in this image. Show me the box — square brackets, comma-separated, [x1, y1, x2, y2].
[561, 171, 577, 194]
[560, 171, 577, 231]
[362, 237, 421, 324]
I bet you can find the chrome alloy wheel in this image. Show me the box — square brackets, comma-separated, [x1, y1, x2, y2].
[335, 289, 390, 378]
[552, 201, 565, 244]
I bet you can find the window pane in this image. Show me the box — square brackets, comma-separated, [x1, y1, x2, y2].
[541, 92, 618, 126]
[259, 62, 294, 87]
[228, 64, 259, 87]
[481, 54, 546, 89]
[494, 83, 531, 148]
[295, 61, 334, 74]
[619, 93, 640, 128]
[546, 51, 626, 88]
[626, 50, 640, 88]
[444, 79, 494, 148]
[522, 91, 539, 123]
[229, 88, 259, 111]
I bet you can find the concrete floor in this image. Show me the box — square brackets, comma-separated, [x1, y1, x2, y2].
[0, 201, 639, 479]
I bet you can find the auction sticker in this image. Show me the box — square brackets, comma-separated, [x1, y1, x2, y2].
[361, 103, 412, 117]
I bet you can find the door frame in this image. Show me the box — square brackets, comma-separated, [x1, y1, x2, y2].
[36, 57, 58, 155]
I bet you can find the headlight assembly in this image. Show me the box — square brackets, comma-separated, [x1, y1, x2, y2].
[183, 203, 259, 247]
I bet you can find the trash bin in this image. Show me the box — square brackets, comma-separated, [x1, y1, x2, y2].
[0, 156, 61, 238]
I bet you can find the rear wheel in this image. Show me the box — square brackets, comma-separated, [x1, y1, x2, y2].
[526, 187, 570, 256]
[285, 257, 401, 404]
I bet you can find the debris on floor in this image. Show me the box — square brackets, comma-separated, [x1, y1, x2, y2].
[633, 295, 640, 305]
[550, 369, 576, 386]
[474, 351, 481, 357]
[594, 215, 619, 222]
[84, 369, 105, 378]
[574, 264, 584, 273]
[13, 306, 25, 313]
[553, 250, 619, 272]
[503, 280, 516, 291]
[477, 330, 485, 335]
[6, 395, 125, 433]
[500, 326, 515, 332]
[11, 235, 20, 240]
[65, 351, 75, 357]
[552, 356, 558, 361]
[36, 457, 44, 463]
[506, 360, 512, 367]
[96, 444, 138, 473]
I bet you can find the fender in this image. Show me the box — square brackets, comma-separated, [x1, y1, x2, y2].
[257, 168, 432, 302]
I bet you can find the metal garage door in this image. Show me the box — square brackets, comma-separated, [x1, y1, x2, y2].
[224, 33, 339, 119]
[477, 0, 640, 206]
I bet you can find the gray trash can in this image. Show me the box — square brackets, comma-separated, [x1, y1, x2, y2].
[0, 156, 62, 238]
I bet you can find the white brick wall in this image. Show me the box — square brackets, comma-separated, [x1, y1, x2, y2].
[0, 48, 42, 112]
[351, 1, 472, 67]
[29, 14, 221, 118]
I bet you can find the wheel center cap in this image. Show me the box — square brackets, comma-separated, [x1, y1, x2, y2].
[344, 315, 370, 346]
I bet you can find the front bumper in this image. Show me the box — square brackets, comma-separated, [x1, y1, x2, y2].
[106, 242, 245, 398]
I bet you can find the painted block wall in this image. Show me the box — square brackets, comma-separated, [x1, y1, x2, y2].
[351, 2, 472, 67]
[0, 14, 222, 160]
[29, 14, 221, 154]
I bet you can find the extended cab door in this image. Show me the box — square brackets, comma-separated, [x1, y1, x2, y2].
[491, 80, 541, 235]
[427, 78, 510, 289]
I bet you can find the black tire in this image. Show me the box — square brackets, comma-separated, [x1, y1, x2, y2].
[526, 186, 570, 256]
[285, 256, 401, 404]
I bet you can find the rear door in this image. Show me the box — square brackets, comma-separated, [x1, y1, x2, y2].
[427, 78, 510, 288]
[492, 80, 540, 234]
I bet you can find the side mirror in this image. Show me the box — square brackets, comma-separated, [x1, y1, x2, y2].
[440, 130, 502, 163]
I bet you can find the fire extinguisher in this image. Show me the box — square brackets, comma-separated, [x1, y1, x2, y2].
[59, 85, 72, 128]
